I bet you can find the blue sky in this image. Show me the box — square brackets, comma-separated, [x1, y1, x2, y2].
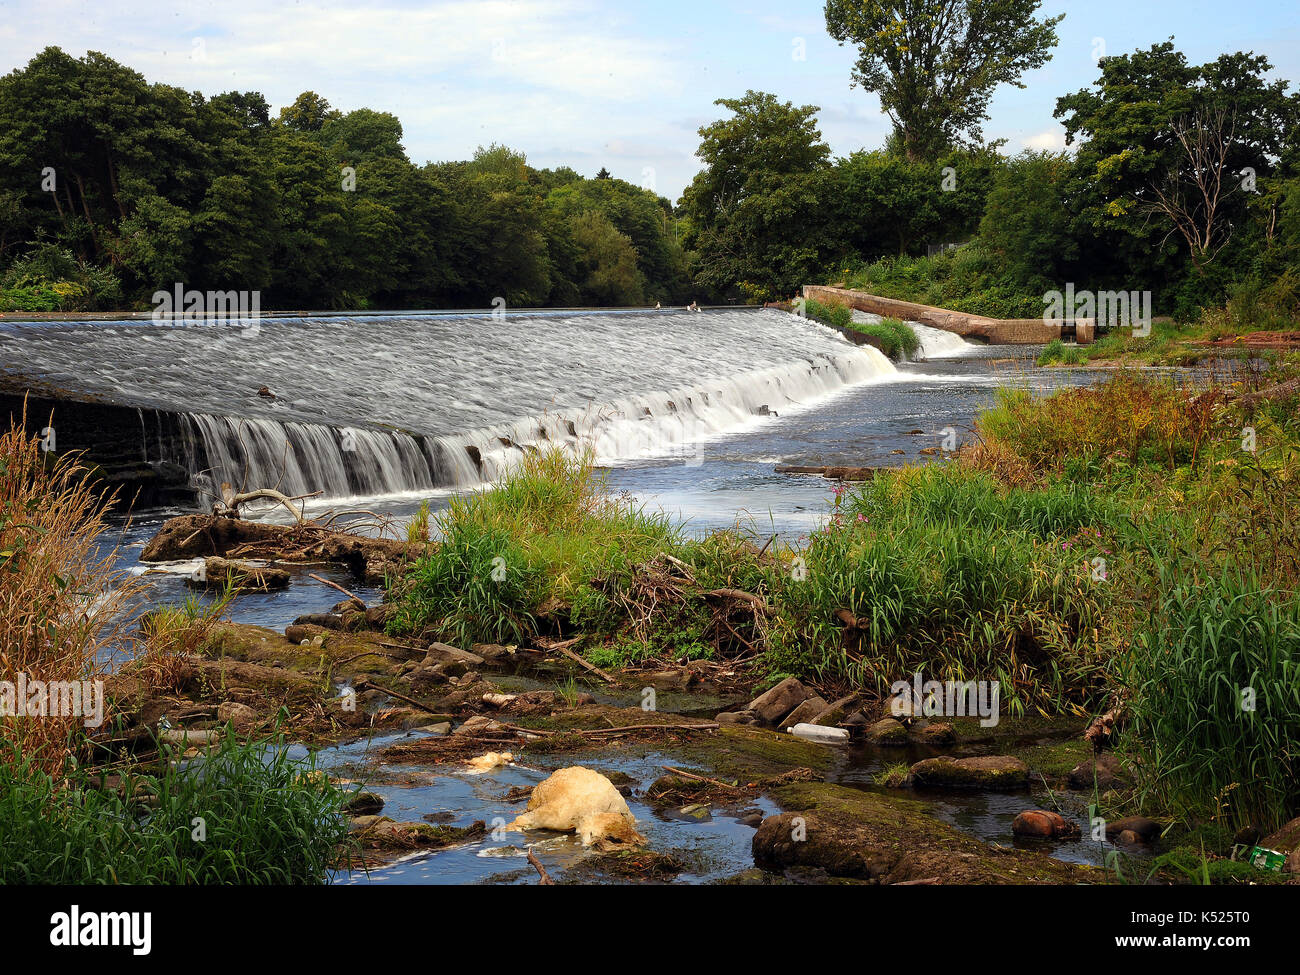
[1, 0, 1297, 198]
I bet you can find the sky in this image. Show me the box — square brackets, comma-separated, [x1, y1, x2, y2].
[1, 0, 1297, 199]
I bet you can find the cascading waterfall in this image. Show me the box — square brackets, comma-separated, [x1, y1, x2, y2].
[180, 343, 894, 499]
[0, 307, 897, 504]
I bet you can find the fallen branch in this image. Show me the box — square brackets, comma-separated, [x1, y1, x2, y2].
[309, 573, 364, 605]
[354, 680, 444, 714]
[660, 764, 742, 790]
[527, 848, 555, 885]
[705, 588, 767, 610]
[538, 636, 614, 683]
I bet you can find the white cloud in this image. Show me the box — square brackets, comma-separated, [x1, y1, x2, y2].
[1022, 128, 1066, 151]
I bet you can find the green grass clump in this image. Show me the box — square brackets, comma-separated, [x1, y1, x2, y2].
[802, 298, 919, 360]
[763, 463, 1115, 712]
[0, 734, 352, 884]
[846, 316, 920, 360]
[390, 449, 680, 646]
[1120, 565, 1300, 831]
[803, 297, 852, 330]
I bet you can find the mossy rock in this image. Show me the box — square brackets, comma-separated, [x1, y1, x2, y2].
[910, 755, 1029, 790]
[865, 717, 910, 745]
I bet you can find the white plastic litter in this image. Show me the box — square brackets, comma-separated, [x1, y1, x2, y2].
[787, 723, 850, 743]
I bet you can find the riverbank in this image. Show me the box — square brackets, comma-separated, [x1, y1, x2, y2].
[6, 361, 1298, 884]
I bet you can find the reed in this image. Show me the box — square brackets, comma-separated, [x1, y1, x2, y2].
[0, 409, 143, 773]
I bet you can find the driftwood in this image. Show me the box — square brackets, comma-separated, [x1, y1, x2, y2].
[308, 572, 364, 604]
[213, 483, 320, 522]
[660, 764, 742, 791]
[536, 636, 615, 683]
[527, 849, 555, 885]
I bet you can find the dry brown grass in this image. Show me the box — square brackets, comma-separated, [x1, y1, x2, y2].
[0, 406, 143, 772]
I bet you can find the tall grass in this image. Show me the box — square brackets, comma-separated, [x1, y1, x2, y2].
[390, 449, 681, 645]
[764, 464, 1115, 711]
[0, 734, 353, 884]
[0, 410, 142, 773]
[1120, 564, 1300, 831]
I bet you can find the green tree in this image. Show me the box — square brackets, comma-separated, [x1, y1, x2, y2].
[681, 91, 832, 301]
[976, 151, 1078, 291]
[824, 0, 1063, 162]
[1055, 42, 1300, 309]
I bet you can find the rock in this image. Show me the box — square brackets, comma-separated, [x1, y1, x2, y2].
[1012, 810, 1081, 840]
[453, 715, 503, 736]
[216, 701, 258, 732]
[417, 722, 452, 735]
[843, 711, 872, 739]
[343, 791, 385, 816]
[783, 696, 829, 729]
[911, 721, 955, 746]
[647, 670, 691, 691]
[292, 613, 345, 630]
[472, 643, 513, 661]
[285, 623, 330, 646]
[909, 755, 1029, 790]
[423, 642, 485, 668]
[747, 677, 815, 726]
[865, 717, 910, 745]
[379, 707, 434, 730]
[753, 812, 894, 880]
[716, 710, 757, 725]
[1067, 752, 1129, 791]
[1104, 816, 1160, 843]
[1261, 816, 1300, 858]
[348, 814, 388, 834]
[192, 557, 290, 592]
[812, 694, 859, 726]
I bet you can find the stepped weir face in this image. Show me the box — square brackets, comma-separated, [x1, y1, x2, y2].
[0, 308, 897, 504]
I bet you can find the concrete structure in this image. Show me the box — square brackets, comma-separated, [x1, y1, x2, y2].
[802, 286, 1094, 345]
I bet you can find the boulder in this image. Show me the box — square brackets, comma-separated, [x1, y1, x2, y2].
[472, 643, 514, 662]
[812, 694, 859, 726]
[423, 642, 485, 668]
[343, 791, 385, 816]
[1012, 809, 1081, 840]
[783, 695, 829, 729]
[909, 755, 1029, 790]
[453, 715, 503, 736]
[747, 677, 814, 726]
[911, 721, 955, 746]
[1104, 815, 1160, 843]
[1261, 816, 1300, 859]
[865, 717, 910, 745]
[216, 700, 258, 732]
[752, 812, 895, 880]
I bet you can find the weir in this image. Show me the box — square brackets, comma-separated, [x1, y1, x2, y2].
[0, 308, 897, 505]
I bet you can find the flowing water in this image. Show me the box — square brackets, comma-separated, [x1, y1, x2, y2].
[1, 308, 896, 500]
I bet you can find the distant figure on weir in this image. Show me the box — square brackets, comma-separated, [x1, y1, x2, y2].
[655, 301, 661, 309]
[687, 301, 700, 312]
